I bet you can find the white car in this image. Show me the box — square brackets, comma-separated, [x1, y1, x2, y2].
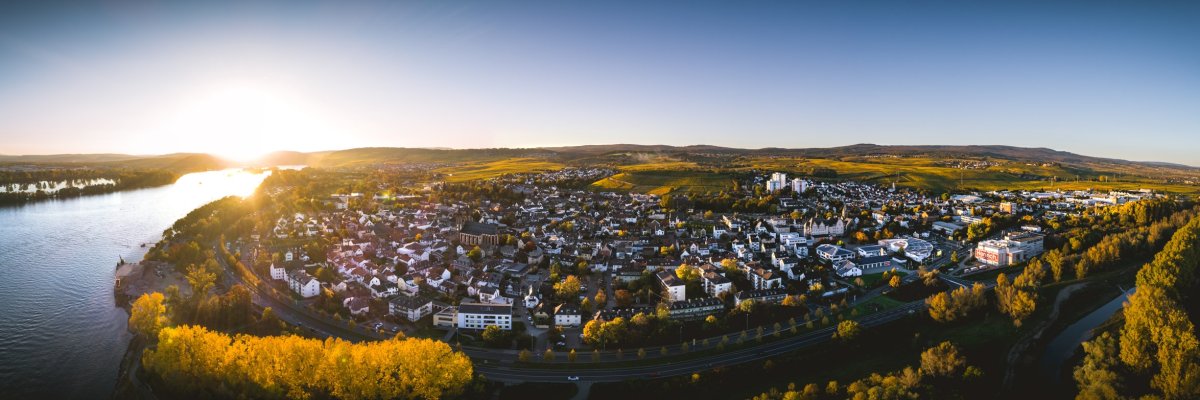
[567, 376, 580, 381]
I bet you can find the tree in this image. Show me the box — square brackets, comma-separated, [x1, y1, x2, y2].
[185, 263, 216, 303]
[1074, 332, 1122, 400]
[129, 292, 168, 339]
[543, 348, 555, 361]
[889, 275, 902, 288]
[720, 258, 739, 273]
[1045, 249, 1066, 282]
[467, 245, 483, 262]
[615, 289, 634, 307]
[920, 341, 966, 378]
[567, 349, 577, 362]
[554, 275, 582, 300]
[518, 349, 532, 362]
[637, 348, 646, 359]
[482, 325, 510, 347]
[950, 250, 960, 264]
[675, 264, 701, 281]
[594, 291, 607, 306]
[581, 297, 593, 314]
[143, 325, 473, 400]
[833, 320, 861, 342]
[996, 272, 1037, 327]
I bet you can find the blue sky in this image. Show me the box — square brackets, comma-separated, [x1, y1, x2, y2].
[0, 1, 1198, 165]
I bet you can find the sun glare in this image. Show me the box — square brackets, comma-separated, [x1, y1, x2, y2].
[155, 82, 340, 162]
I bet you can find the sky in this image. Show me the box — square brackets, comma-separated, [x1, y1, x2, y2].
[0, 1, 1198, 164]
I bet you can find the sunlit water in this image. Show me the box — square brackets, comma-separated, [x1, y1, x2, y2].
[0, 168, 272, 399]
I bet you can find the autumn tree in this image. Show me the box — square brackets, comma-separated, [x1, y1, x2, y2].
[920, 341, 966, 378]
[995, 273, 1036, 327]
[554, 275, 582, 300]
[889, 274, 902, 288]
[1074, 332, 1122, 400]
[833, 320, 861, 342]
[129, 292, 169, 339]
[143, 325, 473, 400]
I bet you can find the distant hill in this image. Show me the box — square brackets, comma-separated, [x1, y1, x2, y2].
[0, 153, 148, 163]
[0, 152, 232, 174]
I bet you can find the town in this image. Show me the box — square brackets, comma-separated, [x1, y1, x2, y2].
[242, 167, 1158, 356]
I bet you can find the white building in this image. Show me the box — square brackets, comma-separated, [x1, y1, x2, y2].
[657, 270, 687, 302]
[702, 272, 732, 298]
[457, 302, 513, 330]
[816, 244, 854, 262]
[389, 295, 434, 322]
[269, 263, 287, 281]
[554, 304, 582, 327]
[766, 172, 788, 192]
[975, 232, 1045, 267]
[287, 270, 321, 298]
[791, 178, 807, 193]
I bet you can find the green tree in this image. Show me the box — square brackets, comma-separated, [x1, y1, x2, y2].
[1073, 332, 1122, 400]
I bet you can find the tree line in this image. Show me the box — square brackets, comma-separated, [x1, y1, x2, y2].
[1073, 213, 1200, 399]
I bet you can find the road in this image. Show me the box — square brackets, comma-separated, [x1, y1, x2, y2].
[475, 301, 925, 382]
[217, 243, 941, 383]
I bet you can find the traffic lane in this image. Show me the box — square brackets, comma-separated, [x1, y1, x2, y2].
[476, 303, 924, 382]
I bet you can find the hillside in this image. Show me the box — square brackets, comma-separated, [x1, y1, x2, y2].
[4, 144, 1197, 194]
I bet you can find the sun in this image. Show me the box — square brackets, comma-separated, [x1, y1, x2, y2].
[157, 82, 339, 162]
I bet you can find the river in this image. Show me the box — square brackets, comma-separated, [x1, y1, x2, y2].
[0, 169, 273, 399]
[1039, 287, 1134, 385]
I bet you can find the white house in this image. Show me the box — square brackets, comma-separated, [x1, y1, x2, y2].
[287, 270, 321, 298]
[656, 270, 686, 302]
[554, 303, 582, 328]
[702, 272, 732, 298]
[816, 244, 854, 262]
[389, 295, 434, 322]
[834, 260, 863, 277]
[344, 296, 371, 316]
[457, 303, 513, 330]
[269, 263, 287, 281]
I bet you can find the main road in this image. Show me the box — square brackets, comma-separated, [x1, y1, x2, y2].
[217, 244, 934, 383]
[476, 301, 925, 382]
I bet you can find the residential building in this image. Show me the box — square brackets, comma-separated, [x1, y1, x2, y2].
[702, 271, 732, 298]
[816, 244, 854, 262]
[657, 270, 686, 302]
[269, 263, 287, 281]
[456, 302, 513, 330]
[287, 270, 321, 298]
[389, 295, 434, 322]
[735, 288, 788, 305]
[554, 304, 582, 327]
[666, 297, 724, 320]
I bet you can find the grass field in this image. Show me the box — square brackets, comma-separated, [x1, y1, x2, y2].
[437, 158, 565, 182]
[591, 170, 734, 195]
[743, 156, 1199, 194]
